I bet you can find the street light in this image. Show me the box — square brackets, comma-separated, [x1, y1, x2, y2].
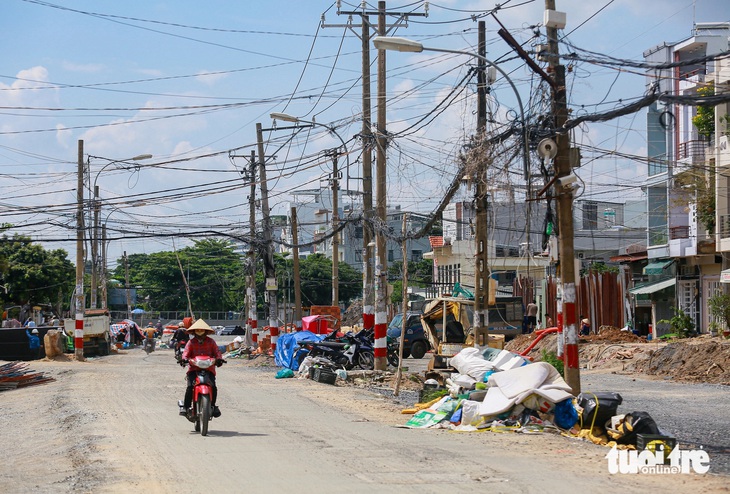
[373, 36, 531, 347]
[88, 154, 152, 309]
[371, 37, 529, 177]
[270, 112, 350, 309]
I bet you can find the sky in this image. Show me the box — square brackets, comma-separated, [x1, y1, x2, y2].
[1, 0, 728, 269]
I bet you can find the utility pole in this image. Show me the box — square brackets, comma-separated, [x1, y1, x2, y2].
[472, 20, 492, 347]
[74, 139, 85, 361]
[329, 150, 340, 307]
[545, 0, 580, 393]
[91, 185, 99, 309]
[329, 0, 426, 351]
[247, 150, 258, 347]
[291, 206, 302, 326]
[101, 224, 107, 309]
[124, 251, 131, 321]
[256, 123, 279, 345]
[373, 0, 389, 371]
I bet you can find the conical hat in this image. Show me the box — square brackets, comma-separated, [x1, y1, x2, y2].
[187, 319, 214, 334]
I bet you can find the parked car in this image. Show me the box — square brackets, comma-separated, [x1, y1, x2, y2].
[219, 325, 245, 336]
[386, 311, 430, 359]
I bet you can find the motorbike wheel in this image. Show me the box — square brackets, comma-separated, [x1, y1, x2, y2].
[357, 350, 374, 370]
[194, 416, 201, 432]
[199, 395, 210, 436]
[387, 349, 399, 368]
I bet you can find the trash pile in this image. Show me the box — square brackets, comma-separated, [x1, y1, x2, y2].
[0, 361, 55, 392]
[398, 346, 672, 452]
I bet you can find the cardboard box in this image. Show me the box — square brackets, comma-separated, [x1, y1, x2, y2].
[488, 334, 505, 349]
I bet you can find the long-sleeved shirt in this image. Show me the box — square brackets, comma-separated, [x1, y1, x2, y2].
[182, 336, 222, 375]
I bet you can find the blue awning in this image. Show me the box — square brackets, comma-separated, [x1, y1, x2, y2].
[643, 260, 674, 275]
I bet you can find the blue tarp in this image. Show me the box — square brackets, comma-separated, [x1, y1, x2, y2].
[274, 331, 324, 370]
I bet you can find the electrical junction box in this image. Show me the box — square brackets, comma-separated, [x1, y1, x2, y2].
[544, 9, 566, 29]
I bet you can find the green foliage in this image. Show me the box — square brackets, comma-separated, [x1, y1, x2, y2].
[674, 168, 716, 234]
[540, 349, 564, 377]
[112, 238, 246, 312]
[692, 82, 715, 138]
[0, 234, 75, 313]
[708, 293, 730, 330]
[659, 307, 695, 338]
[273, 253, 361, 307]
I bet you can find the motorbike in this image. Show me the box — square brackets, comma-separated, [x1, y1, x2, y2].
[143, 335, 155, 354]
[178, 356, 226, 436]
[172, 338, 187, 364]
[297, 329, 374, 371]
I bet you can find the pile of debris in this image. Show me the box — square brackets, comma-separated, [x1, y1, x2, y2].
[0, 361, 55, 392]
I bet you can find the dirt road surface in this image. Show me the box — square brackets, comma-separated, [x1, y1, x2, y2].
[1, 344, 728, 493]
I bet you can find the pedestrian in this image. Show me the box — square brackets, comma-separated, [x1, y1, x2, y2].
[580, 315, 591, 336]
[26, 328, 41, 359]
[24, 317, 36, 328]
[525, 300, 538, 333]
[545, 314, 554, 328]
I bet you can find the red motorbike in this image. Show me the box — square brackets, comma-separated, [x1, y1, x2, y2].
[178, 356, 225, 436]
[173, 338, 187, 364]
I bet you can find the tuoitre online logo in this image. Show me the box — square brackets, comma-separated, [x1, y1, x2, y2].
[606, 445, 710, 474]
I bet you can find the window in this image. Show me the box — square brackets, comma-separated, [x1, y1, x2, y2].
[388, 250, 394, 262]
[354, 226, 363, 239]
[410, 250, 422, 261]
[583, 202, 598, 230]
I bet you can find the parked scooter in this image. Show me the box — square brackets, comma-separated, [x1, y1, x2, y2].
[178, 356, 226, 436]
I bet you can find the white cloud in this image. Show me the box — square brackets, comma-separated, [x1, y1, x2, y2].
[195, 70, 229, 86]
[61, 61, 104, 73]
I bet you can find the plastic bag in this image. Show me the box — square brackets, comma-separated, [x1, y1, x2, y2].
[576, 391, 622, 429]
[553, 398, 578, 429]
[606, 411, 660, 445]
[275, 368, 295, 379]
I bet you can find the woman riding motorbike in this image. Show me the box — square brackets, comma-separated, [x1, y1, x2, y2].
[179, 319, 223, 418]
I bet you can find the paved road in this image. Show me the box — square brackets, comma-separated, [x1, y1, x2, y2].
[2, 343, 727, 493]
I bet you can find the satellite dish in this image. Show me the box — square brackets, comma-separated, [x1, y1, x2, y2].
[537, 138, 558, 159]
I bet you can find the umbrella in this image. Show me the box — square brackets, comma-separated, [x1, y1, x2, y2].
[131, 308, 145, 314]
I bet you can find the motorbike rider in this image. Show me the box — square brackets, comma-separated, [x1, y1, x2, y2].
[170, 322, 188, 348]
[179, 319, 223, 418]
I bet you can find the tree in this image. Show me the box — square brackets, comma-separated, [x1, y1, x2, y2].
[692, 82, 715, 138]
[0, 234, 75, 314]
[112, 238, 246, 313]
[291, 254, 361, 307]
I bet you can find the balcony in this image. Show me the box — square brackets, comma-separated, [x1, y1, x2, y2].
[677, 139, 708, 163]
[669, 226, 693, 257]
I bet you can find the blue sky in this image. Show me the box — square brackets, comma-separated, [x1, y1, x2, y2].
[1, 0, 728, 267]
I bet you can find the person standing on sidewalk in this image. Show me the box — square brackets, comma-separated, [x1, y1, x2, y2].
[525, 300, 538, 333]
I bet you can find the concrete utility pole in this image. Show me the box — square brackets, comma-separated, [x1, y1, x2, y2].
[256, 123, 279, 344]
[545, 0, 580, 394]
[101, 224, 107, 309]
[373, 0, 389, 371]
[291, 206, 302, 326]
[124, 251, 131, 321]
[75, 139, 85, 361]
[91, 185, 99, 309]
[248, 150, 258, 346]
[329, 150, 340, 307]
[473, 20, 491, 347]
[329, 0, 426, 345]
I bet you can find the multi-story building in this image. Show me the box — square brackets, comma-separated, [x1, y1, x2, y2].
[281, 186, 431, 272]
[641, 23, 730, 335]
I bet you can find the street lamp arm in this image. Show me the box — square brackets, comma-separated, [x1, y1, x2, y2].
[89, 154, 153, 190]
[372, 36, 530, 179]
[269, 113, 351, 174]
